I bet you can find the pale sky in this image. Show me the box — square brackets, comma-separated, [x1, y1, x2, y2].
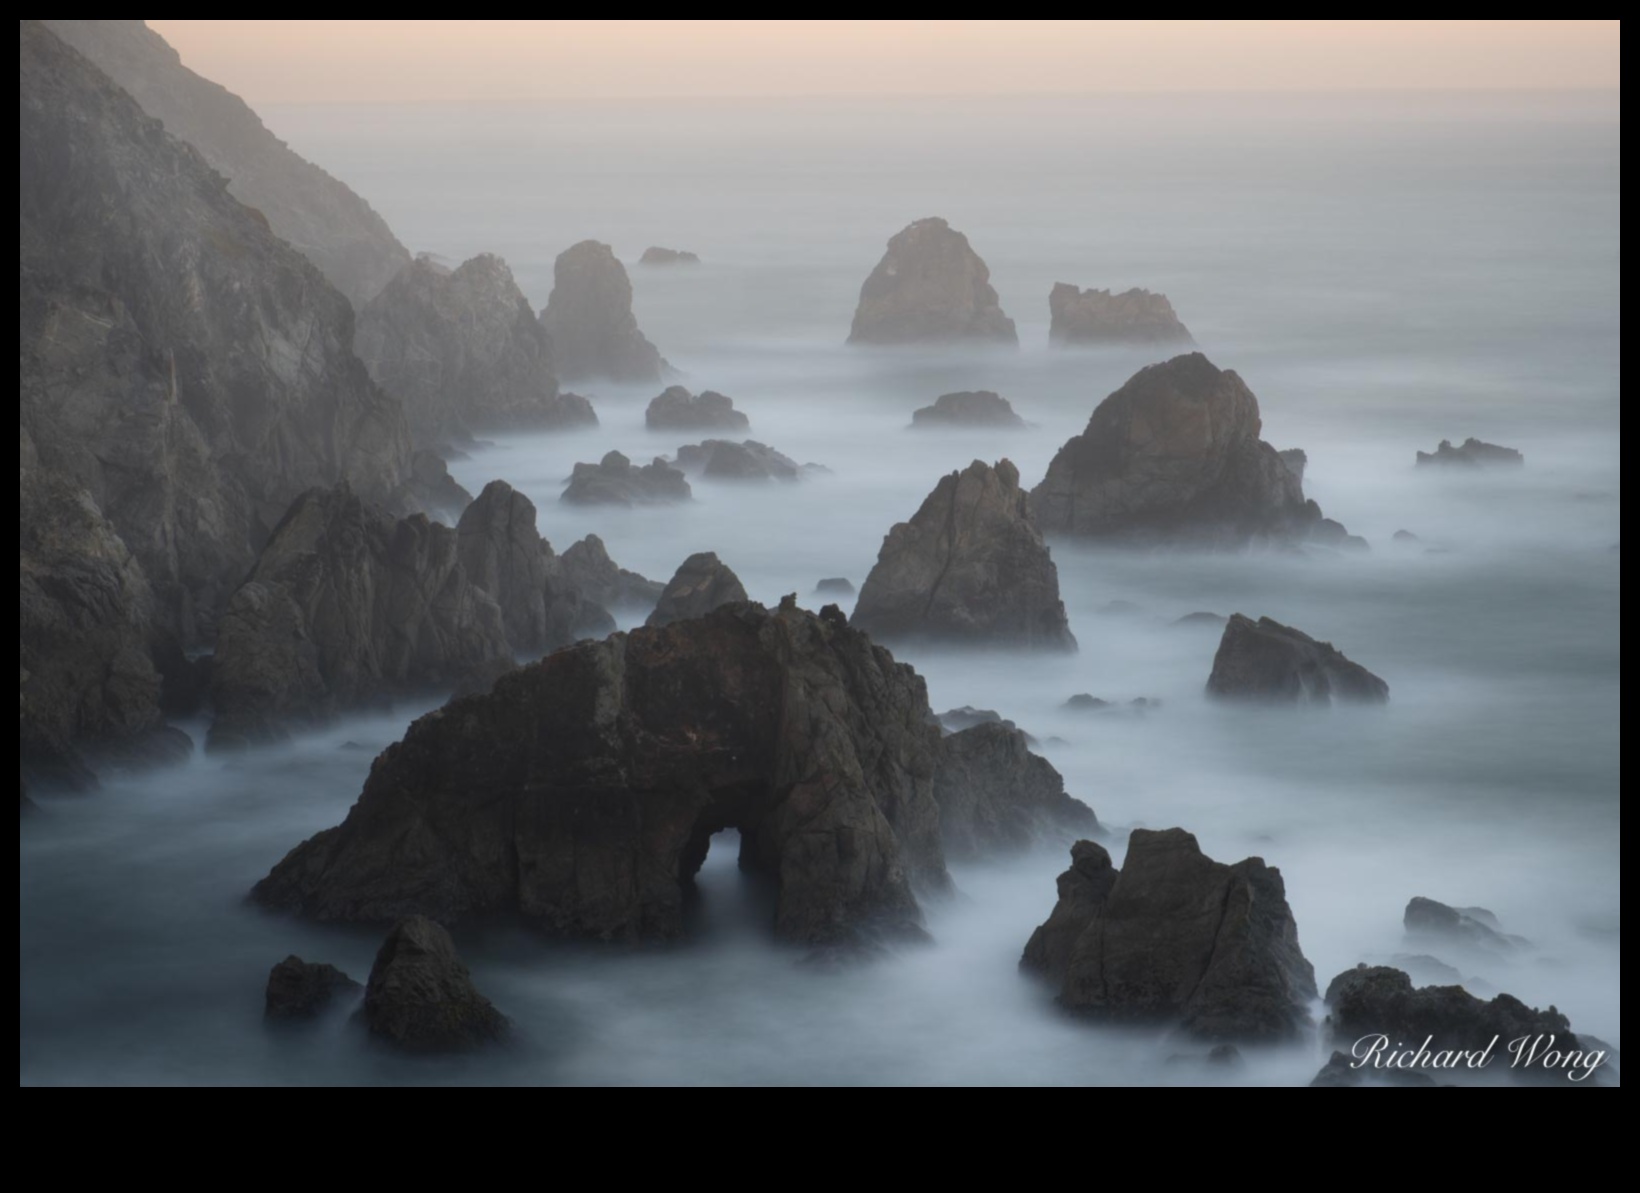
[145, 20, 1622, 103]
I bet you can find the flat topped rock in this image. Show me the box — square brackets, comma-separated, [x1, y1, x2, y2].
[563, 451, 692, 507]
[1050, 284, 1195, 347]
[1207, 615, 1390, 706]
[911, 391, 1026, 429]
[541, 240, 669, 384]
[646, 387, 751, 433]
[1417, 439, 1526, 469]
[849, 218, 1018, 347]
[640, 247, 700, 267]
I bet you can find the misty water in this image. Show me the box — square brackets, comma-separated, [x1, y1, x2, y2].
[20, 93, 1620, 1086]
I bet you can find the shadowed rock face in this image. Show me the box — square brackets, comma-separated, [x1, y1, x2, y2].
[1417, 439, 1526, 469]
[646, 388, 750, 433]
[849, 219, 1018, 346]
[362, 919, 510, 1054]
[264, 957, 360, 1021]
[1049, 284, 1195, 347]
[647, 555, 751, 629]
[252, 604, 953, 947]
[934, 724, 1098, 860]
[1279, 449, 1308, 486]
[1030, 355, 1342, 547]
[911, 392, 1026, 429]
[560, 536, 666, 615]
[562, 453, 693, 507]
[1404, 898, 1520, 953]
[540, 242, 669, 384]
[1022, 831, 1319, 1043]
[358, 255, 596, 445]
[674, 441, 804, 483]
[1207, 615, 1390, 706]
[42, 20, 411, 307]
[854, 461, 1077, 652]
[21, 22, 414, 654]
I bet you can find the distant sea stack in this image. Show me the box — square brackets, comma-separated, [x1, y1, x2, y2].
[1050, 284, 1195, 347]
[1206, 615, 1390, 706]
[849, 219, 1019, 347]
[357, 255, 596, 446]
[640, 247, 701, 267]
[912, 392, 1026, 430]
[43, 20, 410, 306]
[854, 460, 1077, 653]
[1030, 354, 1357, 549]
[646, 554, 750, 629]
[646, 388, 751, 433]
[541, 241, 670, 384]
[1417, 439, 1526, 469]
[562, 453, 693, 508]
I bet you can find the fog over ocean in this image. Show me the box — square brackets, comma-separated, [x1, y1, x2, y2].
[20, 91, 1619, 1086]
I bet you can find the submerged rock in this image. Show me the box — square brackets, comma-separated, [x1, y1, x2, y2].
[1405, 898, 1523, 954]
[540, 241, 669, 384]
[1175, 612, 1229, 629]
[854, 460, 1077, 652]
[357, 255, 596, 445]
[935, 724, 1098, 860]
[911, 392, 1026, 430]
[646, 387, 751, 433]
[816, 579, 857, 597]
[1022, 831, 1318, 1042]
[560, 536, 666, 614]
[265, 957, 361, 1021]
[1049, 284, 1194, 347]
[252, 604, 954, 947]
[362, 918, 510, 1054]
[849, 218, 1018, 346]
[639, 247, 701, 267]
[1030, 355, 1348, 547]
[563, 452, 692, 507]
[1207, 615, 1390, 706]
[1417, 439, 1526, 469]
[674, 441, 804, 483]
[647, 554, 750, 629]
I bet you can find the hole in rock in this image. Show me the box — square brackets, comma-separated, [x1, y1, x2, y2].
[680, 830, 782, 942]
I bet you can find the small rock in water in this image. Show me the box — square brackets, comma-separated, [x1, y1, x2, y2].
[639, 247, 700, 267]
[1174, 612, 1228, 629]
[563, 451, 693, 507]
[362, 919, 511, 1054]
[815, 578, 856, 597]
[911, 391, 1026, 429]
[1064, 695, 1111, 712]
[1207, 615, 1390, 706]
[265, 957, 361, 1022]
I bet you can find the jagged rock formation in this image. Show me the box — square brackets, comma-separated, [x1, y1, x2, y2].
[1404, 898, 1522, 953]
[646, 388, 750, 433]
[1417, 439, 1526, 469]
[640, 247, 700, 267]
[647, 555, 750, 629]
[560, 537, 666, 614]
[1022, 831, 1318, 1042]
[1029, 355, 1349, 547]
[849, 219, 1018, 346]
[42, 20, 410, 307]
[674, 441, 808, 483]
[1279, 450, 1308, 486]
[563, 453, 692, 507]
[540, 241, 669, 384]
[1207, 615, 1390, 706]
[934, 724, 1098, 860]
[1049, 284, 1195, 347]
[854, 461, 1077, 652]
[264, 957, 360, 1021]
[406, 450, 474, 524]
[252, 604, 954, 946]
[357, 255, 596, 445]
[362, 918, 510, 1054]
[911, 392, 1026, 429]
[21, 22, 414, 658]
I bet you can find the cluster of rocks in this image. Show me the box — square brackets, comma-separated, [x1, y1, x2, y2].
[674, 441, 816, 483]
[1207, 615, 1390, 706]
[1049, 284, 1195, 347]
[1417, 439, 1526, 469]
[640, 247, 700, 267]
[563, 452, 693, 507]
[646, 387, 750, 433]
[849, 219, 1018, 346]
[541, 241, 670, 384]
[911, 392, 1026, 430]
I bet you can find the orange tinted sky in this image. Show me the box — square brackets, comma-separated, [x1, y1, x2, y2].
[145, 20, 1622, 102]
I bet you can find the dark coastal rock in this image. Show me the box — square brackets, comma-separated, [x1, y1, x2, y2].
[540, 241, 669, 384]
[816, 579, 856, 597]
[265, 957, 361, 1021]
[1417, 439, 1526, 469]
[935, 708, 1007, 734]
[1279, 450, 1308, 486]
[848, 219, 1018, 346]
[1022, 830, 1318, 1042]
[252, 604, 954, 947]
[357, 255, 596, 446]
[674, 441, 805, 483]
[209, 486, 514, 747]
[1049, 284, 1195, 347]
[560, 536, 666, 614]
[21, 22, 414, 658]
[911, 392, 1026, 430]
[854, 461, 1077, 652]
[647, 555, 750, 629]
[639, 247, 701, 267]
[935, 724, 1098, 860]
[1311, 1051, 1439, 1089]
[1207, 615, 1390, 706]
[646, 388, 751, 433]
[1064, 695, 1113, 713]
[362, 919, 510, 1054]
[1030, 355, 1348, 547]
[563, 453, 692, 508]
[43, 21, 410, 306]
[1405, 898, 1522, 954]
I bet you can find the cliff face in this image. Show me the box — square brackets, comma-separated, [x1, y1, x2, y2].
[41, 20, 411, 306]
[20, 21, 414, 646]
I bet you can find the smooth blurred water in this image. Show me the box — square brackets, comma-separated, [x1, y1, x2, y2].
[20, 92, 1620, 1086]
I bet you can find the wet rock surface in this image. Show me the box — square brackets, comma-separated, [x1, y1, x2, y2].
[674, 441, 807, 483]
[639, 247, 700, 267]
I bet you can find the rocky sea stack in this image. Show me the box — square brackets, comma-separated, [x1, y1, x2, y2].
[675, 441, 807, 483]
[1207, 615, 1390, 706]
[541, 241, 669, 384]
[640, 247, 700, 267]
[854, 461, 1077, 652]
[911, 392, 1026, 430]
[935, 724, 1098, 860]
[363, 918, 511, 1054]
[849, 219, 1018, 346]
[646, 387, 751, 433]
[563, 452, 693, 507]
[1049, 284, 1195, 347]
[357, 255, 596, 445]
[1022, 831, 1318, 1042]
[1417, 439, 1526, 469]
[1030, 354, 1354, 548]
[647, 554, 750, 629]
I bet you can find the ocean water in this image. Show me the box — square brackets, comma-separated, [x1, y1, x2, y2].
[19, 92, 1620, 1087]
